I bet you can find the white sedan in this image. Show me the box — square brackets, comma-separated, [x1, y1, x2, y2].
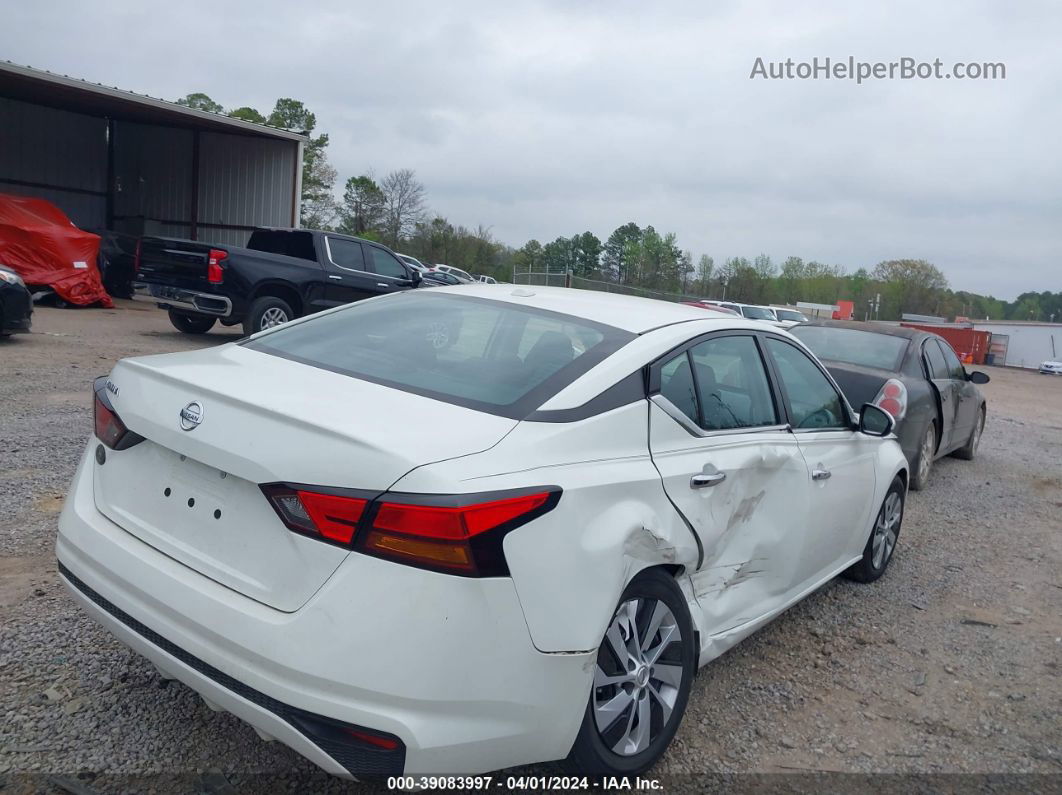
[58, 286, 908, 779]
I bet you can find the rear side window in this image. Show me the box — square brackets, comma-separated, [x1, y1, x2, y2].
[327, 238, 365, 271]
[765, 339, 847, 430]
[740, 306, 775, 320]
[244, 293, 633, 418]
[246, 230, 317, 261]
[658, 335, 777, 431]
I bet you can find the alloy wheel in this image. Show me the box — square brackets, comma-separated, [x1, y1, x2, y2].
[871, 491, 902, 569]
[972, 413, 984, 453]
[918, 425, 934, 483]
[260, 307, 289, 329]
[593, 597, 684, 756]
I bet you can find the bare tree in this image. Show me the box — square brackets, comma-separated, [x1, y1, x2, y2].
[379, 169, 427, 247]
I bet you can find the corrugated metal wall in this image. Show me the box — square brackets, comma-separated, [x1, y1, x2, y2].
[0, 97, 107, 228]
[0, 96, 299, 245]
[198, 132, 297, 244]
[112, 121, 194, 238]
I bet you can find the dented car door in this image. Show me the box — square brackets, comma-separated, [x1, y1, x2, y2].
[762, 337, 878, 578]
[647, 332, 812, 636]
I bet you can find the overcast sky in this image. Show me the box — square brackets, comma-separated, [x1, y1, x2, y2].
[4, 0, 1059, 299]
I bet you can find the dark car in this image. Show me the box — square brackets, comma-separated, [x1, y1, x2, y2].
[0, 265, 32, 336]
[93, 229, 139, 299]
[136, 228, 422, 335]
[791, 321, 989, 490]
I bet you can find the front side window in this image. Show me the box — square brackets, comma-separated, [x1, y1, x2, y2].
[327, 238, 365, 271]
[765, 338, 847, 430]
[244, 293, 631, 418]
[937, 340, 966, 379]
[367, 247, 408, 279]
[924, 339, 949, 380]
[658, 335, 778, 431]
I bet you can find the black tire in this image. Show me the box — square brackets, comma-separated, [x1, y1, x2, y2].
[565, 568, 696, 779]
[908, 422, 936, 491]
[242, 296, 294, 336]
[951, 406, 985, 461]
[167, 310, 216, 335]
[843, 476, 905, 583]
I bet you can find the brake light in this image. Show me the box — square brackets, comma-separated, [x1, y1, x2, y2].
[207, 249, 227, 284]
[363, 491, 556, 575]
[92, 389, 144, 450]
[873, 378, 908, 420]
[262, 486, 367, 545]
[261, 484, 560, 575]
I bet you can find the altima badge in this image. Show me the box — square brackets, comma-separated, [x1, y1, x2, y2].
[179, 401, 204, 431]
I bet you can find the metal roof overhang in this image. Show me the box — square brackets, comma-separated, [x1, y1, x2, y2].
[0, 61, 307, 142]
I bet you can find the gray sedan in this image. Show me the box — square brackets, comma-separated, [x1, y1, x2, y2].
[791, 321, 989, 490]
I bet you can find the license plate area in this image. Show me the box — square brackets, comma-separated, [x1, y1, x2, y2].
[92, 440, 350, 611]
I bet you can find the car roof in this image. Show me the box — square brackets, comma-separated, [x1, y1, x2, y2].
[797, 319, 928, 341]
[437, 284, 770, 333]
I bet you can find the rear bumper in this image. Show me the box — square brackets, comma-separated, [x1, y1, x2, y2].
[137, 283, 233, 317]
[56, 442, 592, 777]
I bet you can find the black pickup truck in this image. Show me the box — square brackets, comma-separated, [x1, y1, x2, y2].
[136, 228, 423, 335]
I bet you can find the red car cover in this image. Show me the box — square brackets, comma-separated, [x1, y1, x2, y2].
[0, 193, 113, 307]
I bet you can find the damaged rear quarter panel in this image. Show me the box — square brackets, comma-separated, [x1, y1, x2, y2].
[391, 401, 699, 652]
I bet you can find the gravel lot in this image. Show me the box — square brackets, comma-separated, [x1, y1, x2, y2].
[2, 302, 1060, 793]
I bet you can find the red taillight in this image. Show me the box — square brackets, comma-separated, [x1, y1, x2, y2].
[372, 493, 550, 540]
[263, 486, 367, 545]
[207, 249, 227, 284]
[92, 389, 144, 450]
[261, 484, 560, 575]
[873, 378, 908, 420]
[94, 393, 128, 448]
[363, 492, 554, 575]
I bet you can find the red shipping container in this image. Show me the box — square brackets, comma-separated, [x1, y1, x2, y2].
[900, 324, 991, 365]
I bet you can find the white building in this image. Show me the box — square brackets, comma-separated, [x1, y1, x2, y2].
[971, 322, 1062, 369]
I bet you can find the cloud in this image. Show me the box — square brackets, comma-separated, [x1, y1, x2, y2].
[3, 0, 1058, 299]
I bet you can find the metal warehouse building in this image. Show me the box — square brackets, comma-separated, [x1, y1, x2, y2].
[0, 61, 305, 246]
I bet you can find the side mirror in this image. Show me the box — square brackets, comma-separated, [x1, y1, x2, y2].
[859, 403, 895, 437]
[967, 370, 990, 384]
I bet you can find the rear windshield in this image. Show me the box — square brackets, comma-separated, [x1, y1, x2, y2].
[244, 292, 634, 418]
[775, 309, 808, 322]
[247, 229, 317, 262]
[741, 306, 776, 320]
[790, 325, 909, 371]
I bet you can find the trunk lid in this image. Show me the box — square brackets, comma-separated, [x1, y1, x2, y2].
[93, 344, 517, 611]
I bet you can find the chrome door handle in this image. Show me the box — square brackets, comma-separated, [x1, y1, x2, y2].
[328, 275, 342, 280]
[812, 469, 832, 481]
[376, 282, 389, 288]
[691, 472, 726, 488]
